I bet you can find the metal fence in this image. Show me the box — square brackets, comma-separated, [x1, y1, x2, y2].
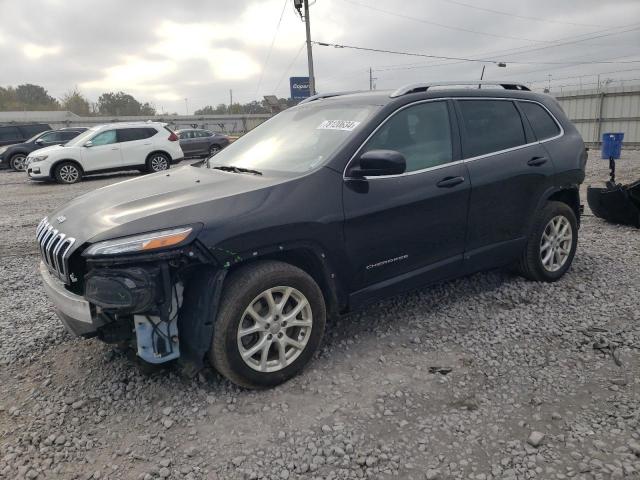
[553, 84, 640, 148]
[0, 112, 271, 135]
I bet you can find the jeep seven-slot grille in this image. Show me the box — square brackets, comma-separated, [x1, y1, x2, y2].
[36, 218, 76, 283]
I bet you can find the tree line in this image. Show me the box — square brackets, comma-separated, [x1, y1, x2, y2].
[0, 84, 158, 116]
[0, 83, 298, 117]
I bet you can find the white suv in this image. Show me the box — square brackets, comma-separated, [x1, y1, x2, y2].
[26, 122, 184, 184]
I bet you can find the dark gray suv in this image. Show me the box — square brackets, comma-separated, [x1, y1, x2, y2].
[176, 129, 230, 157]
[36, 81, 586, 389]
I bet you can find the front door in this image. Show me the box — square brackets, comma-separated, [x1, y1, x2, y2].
[455, 98, 556, 269]
[343, 100, 470, 305]
[81, 129, 122, 171]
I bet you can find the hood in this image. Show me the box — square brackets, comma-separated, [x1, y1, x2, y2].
[30, 144, 69, 157]
[47, 165, 290, 251]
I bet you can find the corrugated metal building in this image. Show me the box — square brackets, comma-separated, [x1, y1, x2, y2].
[553, 84, 640, 148]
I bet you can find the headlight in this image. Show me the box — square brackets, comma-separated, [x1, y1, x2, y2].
[83, 227, 193, 256]
[30, 155, 48, 163]
[0, 146, 8, 155]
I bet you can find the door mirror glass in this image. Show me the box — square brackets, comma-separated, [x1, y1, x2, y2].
[83, 140, 93, 147]
[352, 150, 406, 177]
[35, 139, 44, 145]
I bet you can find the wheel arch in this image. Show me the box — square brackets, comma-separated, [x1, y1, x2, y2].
[222, 245, 345, 318]
[50, 158, 84, 177]
[146, 150, 172, 163]
[545, 186, 581, 227]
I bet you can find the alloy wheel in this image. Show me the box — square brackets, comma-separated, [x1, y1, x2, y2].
[237, 286, 313, 373]
[150, 155, 169, 171]
[59, 164, 79, 183]
[11, 155, 27, 171]
[540, 215, 573, 272]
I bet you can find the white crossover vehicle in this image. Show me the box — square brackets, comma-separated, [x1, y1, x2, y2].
[26, 122, 184, 184]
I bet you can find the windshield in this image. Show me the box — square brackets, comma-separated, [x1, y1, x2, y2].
[64, 126, 100, 146]
[206, 103, 378, 173]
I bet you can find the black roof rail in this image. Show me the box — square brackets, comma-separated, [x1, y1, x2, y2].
[298, 90, 363, 105]
[390, 81, 530, 98]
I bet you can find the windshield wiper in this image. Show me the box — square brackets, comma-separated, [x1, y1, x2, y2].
[212, 165, 263, 176]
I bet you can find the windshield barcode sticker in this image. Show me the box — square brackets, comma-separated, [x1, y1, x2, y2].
[317, 120, 361, 131]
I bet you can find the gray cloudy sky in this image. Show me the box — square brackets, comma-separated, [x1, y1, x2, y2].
[1, 0, 639, 113]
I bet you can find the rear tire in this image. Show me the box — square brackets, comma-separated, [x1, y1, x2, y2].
[54, 161, 82, 184]
[210, 261, 326, 389]
[9, 153, 27, 172]
[516, 201, 578, 282]
[146, 153, 170, 173]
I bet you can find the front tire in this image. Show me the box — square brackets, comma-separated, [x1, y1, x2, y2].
[147, 153, 170, 173]
[210, 261, 326, 389]
[208, 145, 221, 157]
[54, 161, 82, 184]
[9, 154, 27, 172]
[516, 201, 578, 282]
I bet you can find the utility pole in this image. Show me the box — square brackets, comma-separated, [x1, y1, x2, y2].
[229, 89, 233, 112]
[369, 68, 377, 90]
[184, 98, 189, 116]
[303, 0, 315, 95]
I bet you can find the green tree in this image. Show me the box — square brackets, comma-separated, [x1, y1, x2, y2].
[140, 102, 157, 116]
[15, 84, 59, 110]
[61, 88, 91, 115]
[97, 91, 144, 116]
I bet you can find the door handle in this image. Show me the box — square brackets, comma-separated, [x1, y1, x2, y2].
[437, 176, 465, 188]
[527, 156, 548, 166]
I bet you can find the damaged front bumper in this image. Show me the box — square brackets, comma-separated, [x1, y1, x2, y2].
[40, 261, 98, 336]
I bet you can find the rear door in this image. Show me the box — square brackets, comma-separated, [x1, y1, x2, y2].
[343, 100, 470, 303]
[118, 127, 157, 166]
[455, 98, 555, 270]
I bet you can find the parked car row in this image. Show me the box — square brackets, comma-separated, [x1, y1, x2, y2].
[0, 127, 87, 171]
[0, 121, 231, 183]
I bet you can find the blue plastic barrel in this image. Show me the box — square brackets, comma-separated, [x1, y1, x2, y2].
[601, 132, 624, 159]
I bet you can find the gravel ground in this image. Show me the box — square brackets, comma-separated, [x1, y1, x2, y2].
[0, 152, 639, 480]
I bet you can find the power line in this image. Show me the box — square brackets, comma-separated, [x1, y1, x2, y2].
[314, 41, 640, 65]
[254, 0, 289, 97]
[438, 0, 613, 28]
[341, 0, 552, 44]
[274, 42, 306, 93]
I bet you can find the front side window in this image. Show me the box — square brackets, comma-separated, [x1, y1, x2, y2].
[179, 131, 194, 139]
[91, 130, 117, 146]
[207, 103, 377, 173]
[362, 101, 453, 172]
[518, 102, 560, 141]
[458, 100, 526, 158]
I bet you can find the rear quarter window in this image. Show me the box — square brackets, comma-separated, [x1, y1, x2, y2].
[0, 126, 21, 141]
[518, 102, 561, 140]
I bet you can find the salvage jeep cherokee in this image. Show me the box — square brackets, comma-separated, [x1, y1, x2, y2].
[37, 81, 586, 388]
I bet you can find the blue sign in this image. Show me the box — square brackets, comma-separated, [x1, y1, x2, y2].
[290, 76, 310, 99]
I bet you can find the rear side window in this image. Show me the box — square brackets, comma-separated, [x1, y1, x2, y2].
[518, 102, 561, 140]
[39, 131, 67, 142]
[0, 126, 22, 141]
[118, 128, 157, 142]
[61, 131, 82, 140]
[363, 101, 453, 172]
[458, 100, 526, 158]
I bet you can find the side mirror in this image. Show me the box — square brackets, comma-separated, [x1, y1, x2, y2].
[83, 141, 93, 147]
[350, 150, 406, 178]
[35, 139, 44, 145]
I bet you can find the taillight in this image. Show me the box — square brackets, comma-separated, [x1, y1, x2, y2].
[168, 132, 179, 141]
